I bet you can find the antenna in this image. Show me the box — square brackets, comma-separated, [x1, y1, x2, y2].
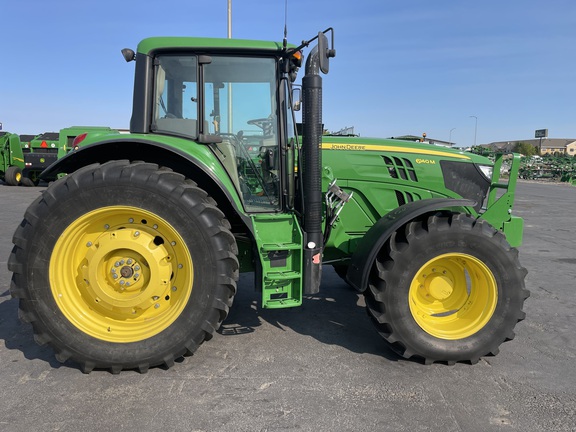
[283, 0, 288, 49]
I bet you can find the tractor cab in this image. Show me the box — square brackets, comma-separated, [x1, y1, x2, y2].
[122, 37, 311, 215]
[150, 53, 287, 211]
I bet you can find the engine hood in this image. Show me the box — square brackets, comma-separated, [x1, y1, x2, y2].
[320, 136, 492, 165]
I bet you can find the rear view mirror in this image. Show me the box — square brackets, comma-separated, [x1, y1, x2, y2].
[292, 86, 301, 111]
[318, 32, 329, 74]
[317, 31, 335, 74]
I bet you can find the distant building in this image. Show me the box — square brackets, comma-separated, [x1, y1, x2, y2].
[480, 138, 576, 156]
[539, 139, 576, 156]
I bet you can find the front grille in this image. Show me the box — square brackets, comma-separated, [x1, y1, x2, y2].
[440, 160, 490, 212]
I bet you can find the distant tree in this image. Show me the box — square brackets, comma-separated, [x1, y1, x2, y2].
[513, 141, 538, 157]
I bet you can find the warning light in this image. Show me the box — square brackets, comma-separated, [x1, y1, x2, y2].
[72, 133, 88, 149]
[291, 50, 303, 67]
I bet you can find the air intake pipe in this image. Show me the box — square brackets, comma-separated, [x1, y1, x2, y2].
[301, 30, 335, 294]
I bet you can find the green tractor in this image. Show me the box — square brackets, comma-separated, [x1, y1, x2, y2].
[9, 29, 528, 373]
[0, 131, 26, 185]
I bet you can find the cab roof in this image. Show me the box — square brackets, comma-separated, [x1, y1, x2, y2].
[137, 37, 287, 55]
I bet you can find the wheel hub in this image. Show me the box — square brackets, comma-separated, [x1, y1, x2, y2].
[120, 265, 134, 278]
[109, 258, 143, 290]
[426, 274, 454, 300]
[82, 228, 172, 313]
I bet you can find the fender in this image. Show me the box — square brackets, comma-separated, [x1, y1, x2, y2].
[346, 198, 475, 293]
[40, 137, 252, 230]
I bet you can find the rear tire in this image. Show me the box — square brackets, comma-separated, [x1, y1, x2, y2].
[5, 165, 22, 186]
[20, 177, 35, 187]
[365, 213, 529, 364]
[9, 161, 239, 373]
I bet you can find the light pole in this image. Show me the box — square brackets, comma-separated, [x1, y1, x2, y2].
[227, 0, 233, 133]
[470, 116, 478, 147]
[227, 0, 232, 38]
[449, 128, 456, 146]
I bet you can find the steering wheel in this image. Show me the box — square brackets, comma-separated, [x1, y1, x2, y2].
[247, 117, 274, 136]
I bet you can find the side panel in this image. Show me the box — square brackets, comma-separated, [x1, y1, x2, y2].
[320, 141, 484, 261]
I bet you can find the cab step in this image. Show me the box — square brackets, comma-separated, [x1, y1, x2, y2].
[251, 214, 303, 308]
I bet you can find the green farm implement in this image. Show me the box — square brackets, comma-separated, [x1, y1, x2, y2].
[0, 131, 26, 185]
[21, 126, 119, 184]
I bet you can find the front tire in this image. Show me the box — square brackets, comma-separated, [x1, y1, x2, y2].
[365, 213, 529, 364]
[9, 161, 238, 373]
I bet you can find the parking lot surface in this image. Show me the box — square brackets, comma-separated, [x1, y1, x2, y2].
[0, 181, 575, 432]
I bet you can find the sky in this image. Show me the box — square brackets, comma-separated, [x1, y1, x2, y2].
[1, 0, 575, 147]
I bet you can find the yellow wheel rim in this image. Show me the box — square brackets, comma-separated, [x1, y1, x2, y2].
[409, 253, 497, 340]
[50, 206, 193, 343]
[15, 172, 22, 183]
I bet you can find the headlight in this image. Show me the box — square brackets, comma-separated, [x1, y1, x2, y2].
[477, 164, 493, 181]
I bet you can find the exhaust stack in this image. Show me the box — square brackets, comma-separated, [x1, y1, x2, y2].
[301, 30, 335, 294]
